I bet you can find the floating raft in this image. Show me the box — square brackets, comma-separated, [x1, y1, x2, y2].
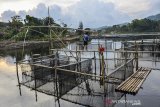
[115, 67, 151, 95]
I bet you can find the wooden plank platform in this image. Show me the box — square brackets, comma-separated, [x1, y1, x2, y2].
[115, 67, 151, 95]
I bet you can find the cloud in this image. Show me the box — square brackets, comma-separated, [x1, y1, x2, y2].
[0, 0, 160, 28]
[0, 10, 16, 21]
[24, 0, 130, 28]
[149, 0, 160, 15]
[104, 0, 160, 19]
[62, 0, 130, 27]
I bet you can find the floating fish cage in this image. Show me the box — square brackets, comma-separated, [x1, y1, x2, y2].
[14, 25, 160, 106]
[16, 38, 160, 106]
[16, 48, 136, 107]
[19, 53, 93, 96]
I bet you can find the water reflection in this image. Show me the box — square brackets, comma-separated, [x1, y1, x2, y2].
[0, 58, 16, 72]
[0, 39, 160, 107]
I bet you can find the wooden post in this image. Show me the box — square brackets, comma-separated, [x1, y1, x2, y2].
[79, 51, 82, 72]
[101, 53, 105, 88]
[33, 65, 38, 101]
[135, 41, 138, 71]
[55, 51, 60, 107]
[124, 50, 127, 80]
[98, 40, 102, 81]
[105, 39, 108, 73]
[104, 39, 108, 95]
[94, 51, 96, 76]
[154, 37, 157, 62]
[48, 7, 53, 55]
[16, 51, 22, 96]
[76, 46, 79, 72]
[34, 78, 38, 101]
[114, 42, 116, 68]
[99, 50, 102, 80]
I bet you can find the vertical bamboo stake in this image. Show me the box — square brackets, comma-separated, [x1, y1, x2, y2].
[135, 41, 138, 71]
[16, 51, 22, 96]
[105, 39, 108, 95]
[105, 39, 108, 73]
[154, 37, 157, 63]
[114, 42, 116, 68]
[124, 50, 127, 80]
[76, 46, 79, 72]
[33, 64, 38, 101]
[94, 51, 96, 80]
[55, 51, 60, 107]
[48, 7, 53, 55]
[101, 53, 105, 91]
[98, 40, 102, 82]
[79, 51, 81, 73]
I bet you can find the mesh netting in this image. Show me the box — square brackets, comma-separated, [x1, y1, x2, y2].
[19, 53, 134, 107]
[20, 54, 71, 88]
[108, 58, 134, 83]
[20, 54, 93, 96]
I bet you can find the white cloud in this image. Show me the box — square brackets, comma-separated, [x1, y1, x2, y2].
[0, 0, 79, 15]
[0, 0, 160, 27]
[0, 0, 131, 28]
[103, 0, 160, 19]
[0, 0, 39, 15]
[1, 10, 16, 21]
[62, 0, 130, 27]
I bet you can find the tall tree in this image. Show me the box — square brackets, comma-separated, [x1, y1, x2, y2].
[9, 15, 23, 35]
[79, 21, 83, 29]
[76, 21, 83, 35]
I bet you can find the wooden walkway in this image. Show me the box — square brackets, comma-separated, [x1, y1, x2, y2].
[115, 67, 151, 95]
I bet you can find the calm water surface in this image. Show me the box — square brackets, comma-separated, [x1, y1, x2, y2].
[0, 40, 160, 107]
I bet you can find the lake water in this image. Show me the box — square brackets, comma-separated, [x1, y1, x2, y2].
[0, 39, 160, 107]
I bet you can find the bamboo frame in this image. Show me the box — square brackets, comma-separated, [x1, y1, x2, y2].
[50, 48, 160, 53]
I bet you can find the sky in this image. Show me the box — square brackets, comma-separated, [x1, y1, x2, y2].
[0, 0, 160, 28]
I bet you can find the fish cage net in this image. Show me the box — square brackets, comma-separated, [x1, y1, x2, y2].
[19, 54, 93, 95]
[55, 59, 133, 107]
[108, 58, 134, 83]
[30, 54, 71, 66]
[125, 42, 160, 51]
[76, 41, 113, 51]
[18, 53, 134, 107]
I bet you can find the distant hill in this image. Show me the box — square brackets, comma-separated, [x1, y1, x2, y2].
[97, 13, 160, 31]
[0, 22, 9, 27]
[118, 22, 129, 27]
[96, 22, 128, 30]
[93, 25, 109, 31]
[147, 13, 160, 21]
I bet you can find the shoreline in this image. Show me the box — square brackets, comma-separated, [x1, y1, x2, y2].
[0, 37, 79, 50]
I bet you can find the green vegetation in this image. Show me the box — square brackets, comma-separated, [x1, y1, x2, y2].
[103, 18, 160, 34]
[0, 15, 69, 41]
[1, 14, 160, 41]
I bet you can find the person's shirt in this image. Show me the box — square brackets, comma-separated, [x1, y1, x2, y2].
[83, 34, 89, 42]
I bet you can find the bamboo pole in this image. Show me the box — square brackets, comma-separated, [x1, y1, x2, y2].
[50, 48, 160, 53]
[105, 39, 108, 96]
[16, 52, 22, 96]
[94, 51, 96, 79]
[33, 65, 38, 101]
[54, 51, 61, 107]
[135, 41, 139, 71]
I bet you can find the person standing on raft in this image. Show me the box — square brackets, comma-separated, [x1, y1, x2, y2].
[83, 32, 89, 50]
